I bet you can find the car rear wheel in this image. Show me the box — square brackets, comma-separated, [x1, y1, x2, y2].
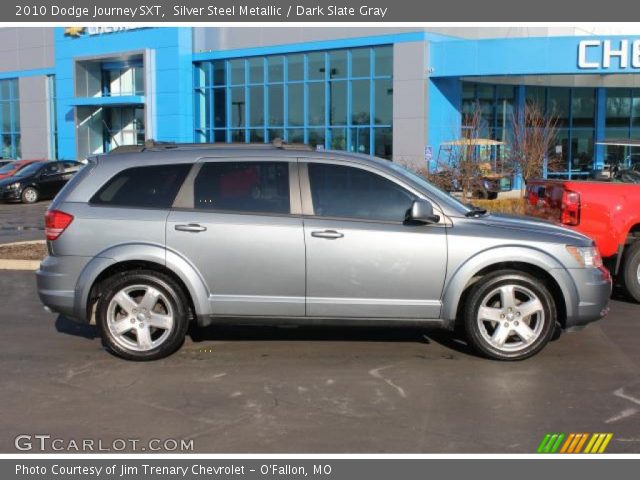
[21, 187, 39, 204]
[463, 270, 556, 360]
[96, 270, 190, 361]
[621, 241, 640, 303]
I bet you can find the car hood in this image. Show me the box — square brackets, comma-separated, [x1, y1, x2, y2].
[0, 175, 25, 187]
[473, 213, 593, 246]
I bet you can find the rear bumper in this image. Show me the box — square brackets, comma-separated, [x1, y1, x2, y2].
[36, 254, 94, 322]
[564, 267, 612, 329]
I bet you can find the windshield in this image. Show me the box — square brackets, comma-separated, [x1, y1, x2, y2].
[0, 162, 16, 174]
[13, 163, 43, 177]
[385, 162, 472, 215]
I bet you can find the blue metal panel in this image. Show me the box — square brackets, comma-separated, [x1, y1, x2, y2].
[54, 27, 194, 159]
[595, 88, 607, 169]
[430, 35, 640, 77]
[0, 68, 55, 80]
[69, 96, 145, 107]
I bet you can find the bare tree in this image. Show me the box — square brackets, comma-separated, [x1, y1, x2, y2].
[428, 102, 486, 199]
[510, 102, 559, 193]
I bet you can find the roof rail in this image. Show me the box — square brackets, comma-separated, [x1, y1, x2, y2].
[107, 138, 315, 155]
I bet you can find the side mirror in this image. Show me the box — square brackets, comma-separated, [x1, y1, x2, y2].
[406, 199, 440, 224]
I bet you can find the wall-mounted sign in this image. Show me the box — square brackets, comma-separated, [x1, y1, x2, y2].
[578, 39, 640, 69]
[64, 27, 143, 38]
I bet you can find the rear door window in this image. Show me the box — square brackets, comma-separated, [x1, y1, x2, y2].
[192, 161, 290, 214]
[91, 164, 192, 208]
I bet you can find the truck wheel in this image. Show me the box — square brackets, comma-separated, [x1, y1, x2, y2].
[487, 192, 498, 200]
[621, 242, 640, 303]
[463, 270, 556, 361]
[96, 270, 190, 361]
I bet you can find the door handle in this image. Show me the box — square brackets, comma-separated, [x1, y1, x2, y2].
[311, 230, 344, 239]
[175, 223, 207, 233]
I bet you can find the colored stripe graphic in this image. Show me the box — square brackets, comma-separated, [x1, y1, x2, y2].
[584, 433, 613, 453]
[537, 433, 565, 453]
[538, 433, 613, 454]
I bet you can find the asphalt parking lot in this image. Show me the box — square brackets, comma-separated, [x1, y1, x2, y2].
[1, 203, 640, 453]
[0, 201, 48, 243]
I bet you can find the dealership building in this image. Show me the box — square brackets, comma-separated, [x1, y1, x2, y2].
[1, 26, 639, 178]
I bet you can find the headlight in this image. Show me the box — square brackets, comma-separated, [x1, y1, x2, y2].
[3, 182, 20, 190]
[566, 245, 603, 268]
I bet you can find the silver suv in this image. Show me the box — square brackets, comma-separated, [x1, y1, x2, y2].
[37, 143, 611, 361]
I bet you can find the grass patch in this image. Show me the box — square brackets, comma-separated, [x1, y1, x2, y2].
[0, 242, 47, 260]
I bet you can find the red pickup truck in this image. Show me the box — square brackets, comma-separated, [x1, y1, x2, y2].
[525, 179, 640, 301]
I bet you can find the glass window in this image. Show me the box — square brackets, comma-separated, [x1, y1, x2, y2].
[91, 164, 191, 208]
[308, 163, 414, 222]
[268, 84, 284, 125]
[351, 80, 370, 125]
[195, 46, 392, 156]
[572, 89, 595, 128]
[213, 89, 226, 128]
[267, 56, 284, 83]
[351, 48, 370, 78]
[547, 88, 570, 127]
[287, 128, 304, 143]
[288, 54, 304, 81]
[0, 78, 20, 158]
[230, 87, 245, 128]
[212, 61, 226, 86]
[329, 81, 347, 125]
[249, 86, 264, 127]
[374, 46, 393, 77]
[374, 79, 392, 125]
[230, 59, 245, 85]
[308, 52, 325, 81]
[288, 83, 304, 127]
[329, 50, 347, 79]
[194, 161, 290, 214]
[249, 58, 264, 84]
[308, 128, 325, 149]
[307, 83, 325, 126]
[374, 127, 393, 160]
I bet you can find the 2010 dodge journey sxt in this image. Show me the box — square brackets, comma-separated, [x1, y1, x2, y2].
[36, 143, 611, 361]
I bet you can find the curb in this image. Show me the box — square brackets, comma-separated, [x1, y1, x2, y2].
[0, 239, 45, 271]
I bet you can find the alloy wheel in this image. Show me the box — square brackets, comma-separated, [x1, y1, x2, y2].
[476, 284, 545, 352]
[106, 284, 174, 352]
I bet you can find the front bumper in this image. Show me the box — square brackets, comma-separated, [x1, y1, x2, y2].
[0, 188, 21, 201]
[564, 267, 612, 329]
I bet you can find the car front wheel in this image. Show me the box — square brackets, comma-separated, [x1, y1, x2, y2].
[463, 270, 556, 360]
[21, 187, 39, 204]
[96, 270, 190, 361]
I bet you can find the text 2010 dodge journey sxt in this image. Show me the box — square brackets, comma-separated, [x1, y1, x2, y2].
[36, 143, 611, 361]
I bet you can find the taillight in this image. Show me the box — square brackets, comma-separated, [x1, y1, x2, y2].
[45, 210, 74, 241]
[561, 190, 580, 226]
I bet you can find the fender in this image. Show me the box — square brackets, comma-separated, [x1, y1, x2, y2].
[73, 243, 211, 322]
[440, 245, 579, 322]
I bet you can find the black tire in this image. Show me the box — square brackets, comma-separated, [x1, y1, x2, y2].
[621, 242, 640, 303]
[463, 270, 556, 361]
[487, 191, 498, 200]
[473, 189, 489, 199]
[21, 187, 39, 204]
[96, 270, 190, 361]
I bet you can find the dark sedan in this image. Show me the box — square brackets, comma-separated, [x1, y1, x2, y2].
[0, 160, 83, 204]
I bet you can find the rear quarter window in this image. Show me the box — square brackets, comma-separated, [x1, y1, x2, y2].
[91, 164, 192, 208]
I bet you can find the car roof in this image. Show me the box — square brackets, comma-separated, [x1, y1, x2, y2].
[91, 144, 396, 174]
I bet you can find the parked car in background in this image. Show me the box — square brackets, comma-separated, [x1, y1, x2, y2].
[37, 143, 610, 362]
[0, 160, 83, 204]
[0, 159, 43, 180]
[526, 178, 640, 302]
